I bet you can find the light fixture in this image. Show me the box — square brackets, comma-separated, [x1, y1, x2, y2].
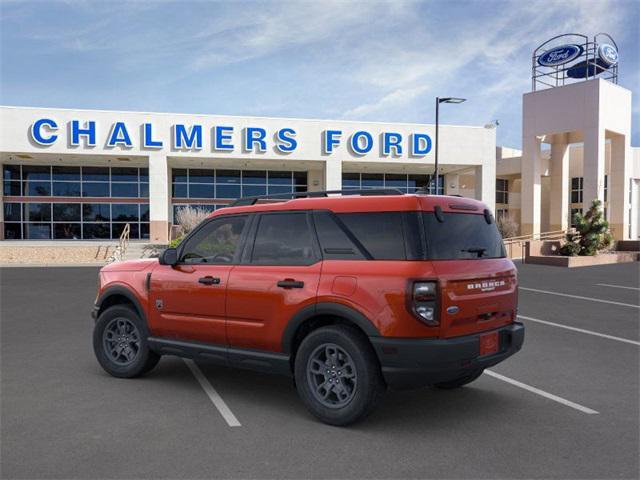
[435, 96, 467, 195]
[438, 97, 466, 104]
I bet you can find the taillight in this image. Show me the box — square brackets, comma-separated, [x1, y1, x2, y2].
[411, 281, 439, 326]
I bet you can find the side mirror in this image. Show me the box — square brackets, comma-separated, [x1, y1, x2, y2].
[159, 247, 178, 266]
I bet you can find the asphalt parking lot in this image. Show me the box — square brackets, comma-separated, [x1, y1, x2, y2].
[1, 262, 638, 479]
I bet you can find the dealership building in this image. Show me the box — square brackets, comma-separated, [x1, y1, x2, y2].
[0, 34, 638, 244]
[0, 107, 496, 243]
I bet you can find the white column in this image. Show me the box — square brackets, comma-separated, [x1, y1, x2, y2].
[148, 153, 170, 243]
[609, 134, 631, 240]
[549, 134, 570, 232]
[324, 159, 342, 190]
[445, 173, 460, 196]
[474, 163, 495, 213]
[521, 135, 542, 236]
[307, 169, 323, 192]
[582, 126, 606, 211]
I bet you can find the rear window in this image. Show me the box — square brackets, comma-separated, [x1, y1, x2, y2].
[422, 212, 506, 260]
[337, 212, 406, 260]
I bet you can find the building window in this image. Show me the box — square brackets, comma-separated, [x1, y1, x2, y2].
[496, 179, 509, 204]
[570, 208, 583, 228]
[171, 168, 307, 202]
[570, 177, 583, 203]
[342, 173, 444, 195]
[3, 201, 149, 240]
[603, 175, 608, 203]
[2, 164, 149, 199]
[496, 208, 509, 220]
[2, 164, 150, 240]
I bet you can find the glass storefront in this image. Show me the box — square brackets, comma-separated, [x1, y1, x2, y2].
[3, 165, 149, 239]
[342, 172, 444, 194]
[171, 168, 308, 221]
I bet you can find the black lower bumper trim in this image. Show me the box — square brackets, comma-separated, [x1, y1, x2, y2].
[370, 322, 525, 390]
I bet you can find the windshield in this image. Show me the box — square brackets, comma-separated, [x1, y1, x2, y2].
[422, 212, 506, 260]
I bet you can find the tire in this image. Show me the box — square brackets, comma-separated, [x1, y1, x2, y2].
[434, 369, 484, 389]
[93, 305, 160, 378]
[294, 325, 385, 426]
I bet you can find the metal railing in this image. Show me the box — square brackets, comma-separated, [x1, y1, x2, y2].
[106, 223, 131, 263]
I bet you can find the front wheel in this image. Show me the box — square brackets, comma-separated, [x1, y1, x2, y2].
[434, 369, 484, 389]
[93, 305, 160, 378]
[294, 325, 385, 426]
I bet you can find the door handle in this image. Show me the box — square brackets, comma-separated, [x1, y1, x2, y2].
[198, 276, 221, 285]
[277, 279, 304, 289]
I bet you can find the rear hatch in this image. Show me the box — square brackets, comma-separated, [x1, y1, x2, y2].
[422, 210, 517, 338]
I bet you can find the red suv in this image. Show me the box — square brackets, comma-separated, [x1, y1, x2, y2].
[92, 189, 524, 425]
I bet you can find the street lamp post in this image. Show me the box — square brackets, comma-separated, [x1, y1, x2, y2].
[434, 97, 466, 194]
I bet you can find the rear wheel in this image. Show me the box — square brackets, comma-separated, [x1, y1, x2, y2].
[93, 305, 160, 378]
[434, 369, 484, 389]
[294, 325, 384, 426]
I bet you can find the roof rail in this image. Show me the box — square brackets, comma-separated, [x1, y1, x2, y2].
[229, 188, 404, 207]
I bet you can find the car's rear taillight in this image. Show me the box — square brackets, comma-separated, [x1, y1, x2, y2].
[410, 281, 439, 326]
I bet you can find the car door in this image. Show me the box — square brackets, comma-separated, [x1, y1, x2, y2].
[226, 211, 322, 352]
[148, 214, 249, 345]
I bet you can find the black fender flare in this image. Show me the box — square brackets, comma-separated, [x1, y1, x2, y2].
[281, 302, 380, 354]
[95, 285, 147, 325]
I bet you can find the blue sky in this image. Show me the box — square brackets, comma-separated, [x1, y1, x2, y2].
[1, 0, 638, 148]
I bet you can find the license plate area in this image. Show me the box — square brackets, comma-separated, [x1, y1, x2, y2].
[479, 331, 499, 356]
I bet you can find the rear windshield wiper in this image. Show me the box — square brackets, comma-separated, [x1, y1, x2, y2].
[461, 247, 487, 258]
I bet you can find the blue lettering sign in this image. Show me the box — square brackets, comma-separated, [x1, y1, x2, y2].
[350, 131, 373, 155]
[173, 124, 202, 150]
[537, 44, 583, 67]
[323, 130, 342, 154]
[214, 126, 234, 151]
[107, 122, 132, 148]
[244, 127, 267, 152]
[71, 120, 96, 147]
[275, 128, 297, 153]
[383, 132, 403, 156]
[411, 133, 432, 156]
[30, 118, 58, 145]
[143, 123, 163, 148]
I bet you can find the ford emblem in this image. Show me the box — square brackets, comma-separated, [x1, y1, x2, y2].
[538, 44, 583, 67]
[447, 306, 459, 315]
[598, 44, 618, 66]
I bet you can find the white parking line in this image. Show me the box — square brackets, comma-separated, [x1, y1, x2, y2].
[519, 287, 640, 309]
[485, 370, 599, 415]
[518, 315, 640, 346]
[184, 359, 242, 427]
[596, 283, 640, 291]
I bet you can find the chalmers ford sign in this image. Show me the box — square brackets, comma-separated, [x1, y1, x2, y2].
[29, 118, 434, 157]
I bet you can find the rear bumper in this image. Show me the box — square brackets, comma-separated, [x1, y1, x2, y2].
[370, 322, 525, 390]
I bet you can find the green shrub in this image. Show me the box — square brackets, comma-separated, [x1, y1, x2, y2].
[169, 235, 184, 248]
[560, 199, 613, 256]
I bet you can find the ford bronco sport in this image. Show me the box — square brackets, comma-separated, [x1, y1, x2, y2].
[92, 189, 524, 426]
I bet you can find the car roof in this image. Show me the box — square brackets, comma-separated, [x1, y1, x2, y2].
[208, 194, 488, 218]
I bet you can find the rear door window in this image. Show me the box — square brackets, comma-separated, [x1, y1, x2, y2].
[251, 212, 318, 265]
[422, 212, 506, 259]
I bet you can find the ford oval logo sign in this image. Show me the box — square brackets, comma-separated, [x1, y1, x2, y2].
[598, 44, 618, 66]
[538, 44, 583, 67]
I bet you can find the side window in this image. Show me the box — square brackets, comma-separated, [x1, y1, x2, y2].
[180, 215, 247, 264]
[337, 212, 406, 260]
[251, 213, 317, 265]
[313, 211, 365, 260]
